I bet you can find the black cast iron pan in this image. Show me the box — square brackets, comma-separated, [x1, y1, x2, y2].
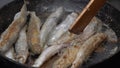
[0, 0, 120, 68]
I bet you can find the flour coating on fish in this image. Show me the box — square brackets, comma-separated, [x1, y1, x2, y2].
[53, 45, 80, 68]
[53, 17, 104, 68]
[0, 4, 28, 53]
[15, 26, 29, 64]
[48, 12, 78, 44]
[71, 33, 106, 68]
[32, 44, 70, 67]
[40, 7, 64, 47]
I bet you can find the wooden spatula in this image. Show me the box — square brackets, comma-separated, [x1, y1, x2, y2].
[69, 0, 107, 34]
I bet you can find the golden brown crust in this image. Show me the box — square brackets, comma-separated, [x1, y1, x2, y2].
[0, 3, 27, 53]
[27, 12, 42, 54]
[53, 45, 80, 68]
[0, 20, 18, 47]
[0, 16, 27, 53]
[71, 33, 106, 68]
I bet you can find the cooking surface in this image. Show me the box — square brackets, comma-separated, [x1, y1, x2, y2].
[0, 0, 120, 68]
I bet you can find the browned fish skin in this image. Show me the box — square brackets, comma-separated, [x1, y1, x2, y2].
[52, 33, 83, 68]
[53, 17, 102, 68]
[27, 12, 42, 54]
[0, 4, 27, 53]
[15, 26, 29, 64]
[71, 33, 106, 68]
[53, 45, 80, 68]
[32, 43, 70, 67]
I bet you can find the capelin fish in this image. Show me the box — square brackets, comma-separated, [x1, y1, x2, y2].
[44, 31, 76, 49]
[27, 12, 42, 54]
[52, 17, 102, 68]
[59, 17, 102, 45]
[52, 34, 84, 68]
[53, 45, 80, 68]
[71, 33, 106, 68]
[66, 17, 102, 45]
[52, 36, 82, 68]
[41, 55, 59, 68]
[15, 26, 29, 64]
[54, 32, 76, 44]
[32, 43, 70, 68]
[48, 12, 78, 44]
[5, 47, 15, 60]
[55, 17, 101, 45]
[40, 7, 64, 47]
[0, 3, 28, 53]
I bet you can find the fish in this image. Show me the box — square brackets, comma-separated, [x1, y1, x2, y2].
[41, 55, 59, 68]
[44, 31, 76, 49]
[32, 43, 70, 67]
[48, 12, 78, 44]
[71, 33, 106, 68]
[40, 7, 64, 47]
[0, 3, 28, 53]
[15, 26, 29, 64]
[53, 45, 81, 68]
[52, 17, 103, 68]
[5, 47, 15, 60]
[27, 12, 42, 54]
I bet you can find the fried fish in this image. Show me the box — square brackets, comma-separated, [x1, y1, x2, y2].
[0, 4, 28, 53]
[40, 7, 64, 47]
[15, 26, 29, 64]
[27, 12, 42, 54]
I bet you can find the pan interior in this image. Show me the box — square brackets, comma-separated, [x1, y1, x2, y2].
[0, 0, 120, 68]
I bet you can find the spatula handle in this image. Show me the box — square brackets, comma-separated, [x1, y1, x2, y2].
[69, 0, 107, 34]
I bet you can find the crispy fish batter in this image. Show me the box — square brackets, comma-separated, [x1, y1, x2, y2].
[27, 12, 42, 54]
[32, 44, 70, 68]
[71, 33, 106, 68]
[15, 26, 29, 64]
[0, 4, 27, 53]
[40, 7, 64, 47]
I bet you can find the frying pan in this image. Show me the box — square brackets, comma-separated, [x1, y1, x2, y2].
[0, 0, 120, 68]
